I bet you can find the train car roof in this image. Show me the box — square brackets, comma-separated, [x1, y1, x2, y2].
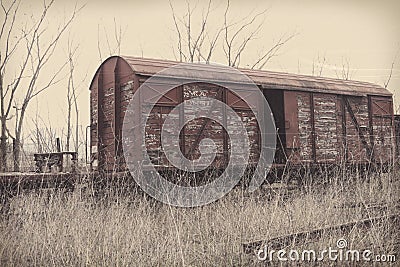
[91, 56, 392, 97]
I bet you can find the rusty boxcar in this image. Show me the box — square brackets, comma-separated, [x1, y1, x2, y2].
[89, 56, 395, 179]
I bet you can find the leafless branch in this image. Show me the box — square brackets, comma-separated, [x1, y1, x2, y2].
[310, 52, 327, 77]
[0, 0, 82, 171]
[384, 56, 396, 89]
[334, 56, 352, 80]
[97, 18, 126, 61]
[97, 24, 103, 62]
[169, 0, 184, 62]
[251, 33, 297, 69]
[170, 0, 295, 68]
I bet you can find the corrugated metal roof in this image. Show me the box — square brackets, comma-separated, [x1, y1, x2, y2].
[118, 56, 392, 96]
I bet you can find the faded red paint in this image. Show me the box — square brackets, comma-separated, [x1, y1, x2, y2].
[395, 115, 400, 158]
[89, 56, 396, 173]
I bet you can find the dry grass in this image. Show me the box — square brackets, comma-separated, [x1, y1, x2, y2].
[0, 167, 399, 266]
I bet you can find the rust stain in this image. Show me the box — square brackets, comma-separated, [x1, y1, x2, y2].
[89, 56, 396, 173]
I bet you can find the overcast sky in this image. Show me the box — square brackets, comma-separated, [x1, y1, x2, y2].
[5, 0, 400, 143]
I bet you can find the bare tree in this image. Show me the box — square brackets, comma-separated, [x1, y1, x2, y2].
[170, 0, 217, 63]
[311, 53, 327, 77]
[334, 56, 353, 80]
[384, 60, 394, 89]
[97, 18, 126, 63]
[384, 50, 398, 89]
[65, 37, 87, 154]
[0, 0, 81, 172]
[169, 0, 296, 68]
[30, 109, 58, 154]
[65, 38, 79, 152]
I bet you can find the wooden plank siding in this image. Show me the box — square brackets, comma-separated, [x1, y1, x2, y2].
[89, 56, 395, 173]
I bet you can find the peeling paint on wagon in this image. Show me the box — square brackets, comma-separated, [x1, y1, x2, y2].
[89, 56, 396, 175]
[395, 115, 400, 159]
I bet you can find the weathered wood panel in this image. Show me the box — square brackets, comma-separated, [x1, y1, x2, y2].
[141, 83, 261, 170]
[370, 96, 394, 163]
[313, 93, 338, 162]
[297, 92, 313, 162]
[335, 95, 345, 162]
[395, 115, 400, 158]
[284, 91, 299, 149]
[344, 96, 370, 162]
[90, 73, 99, 169]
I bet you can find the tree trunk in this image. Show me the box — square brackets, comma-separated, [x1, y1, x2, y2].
[66, 103, 71, 151]
[13, 137, 19, 172]
[13, 130, 21, 172]
[13, 104, 26, 172]
[0, 76, 7, 172]
[0, 117, 7, 172]
[75, 109, 79, 151]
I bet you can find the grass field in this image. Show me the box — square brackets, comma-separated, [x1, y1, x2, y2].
[0, 167, 399, 266]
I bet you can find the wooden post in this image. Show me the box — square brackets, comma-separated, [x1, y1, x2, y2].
[56, 138, 61, 152]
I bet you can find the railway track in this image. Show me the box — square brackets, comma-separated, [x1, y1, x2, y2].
[242, 201, 400, 254]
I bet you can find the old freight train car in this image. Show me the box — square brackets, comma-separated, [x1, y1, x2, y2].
[89, 56, 395, 179]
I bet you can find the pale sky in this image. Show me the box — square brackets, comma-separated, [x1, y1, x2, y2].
[4, 0, 400, 147]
